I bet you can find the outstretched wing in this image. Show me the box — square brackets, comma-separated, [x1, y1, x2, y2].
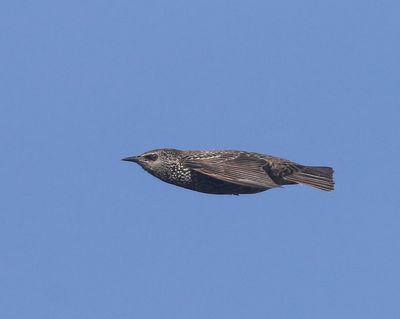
[183, 151, 278, 189]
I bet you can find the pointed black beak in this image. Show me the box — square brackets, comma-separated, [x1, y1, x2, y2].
[122, 156, 139, 163]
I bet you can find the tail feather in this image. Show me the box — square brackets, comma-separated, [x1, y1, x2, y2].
[285, 166, 334, 191]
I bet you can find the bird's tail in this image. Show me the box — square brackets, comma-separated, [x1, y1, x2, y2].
[284, 166, 334, 191]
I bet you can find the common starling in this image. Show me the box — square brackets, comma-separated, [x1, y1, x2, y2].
[122, 148, 334, 195]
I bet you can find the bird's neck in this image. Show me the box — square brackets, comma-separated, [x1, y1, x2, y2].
[157, 162, 192, 184]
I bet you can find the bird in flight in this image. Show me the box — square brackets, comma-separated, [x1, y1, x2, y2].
[122, 148, 334, 195]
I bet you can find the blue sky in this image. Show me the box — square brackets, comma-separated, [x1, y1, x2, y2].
[1, 0, 399, 318]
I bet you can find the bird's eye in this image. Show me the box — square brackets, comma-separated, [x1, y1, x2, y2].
[143, 154, 158, 161]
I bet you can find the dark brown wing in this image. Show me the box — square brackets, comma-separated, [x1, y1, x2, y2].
[264, 159, 335, 191]
[183, 152, 278, 189]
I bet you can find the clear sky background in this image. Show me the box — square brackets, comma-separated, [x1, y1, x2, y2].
[1, 1, 399, 318]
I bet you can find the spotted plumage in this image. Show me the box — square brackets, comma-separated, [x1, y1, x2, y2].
[122, 148, 334, 195]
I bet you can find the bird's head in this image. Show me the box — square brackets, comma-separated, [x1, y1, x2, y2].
[122, 148, 181, 177]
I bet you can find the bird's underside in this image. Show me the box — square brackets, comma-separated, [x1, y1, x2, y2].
[177, 170, 269, 195]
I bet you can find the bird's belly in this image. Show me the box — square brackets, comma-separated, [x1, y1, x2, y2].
[179, 171, 268, 195]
